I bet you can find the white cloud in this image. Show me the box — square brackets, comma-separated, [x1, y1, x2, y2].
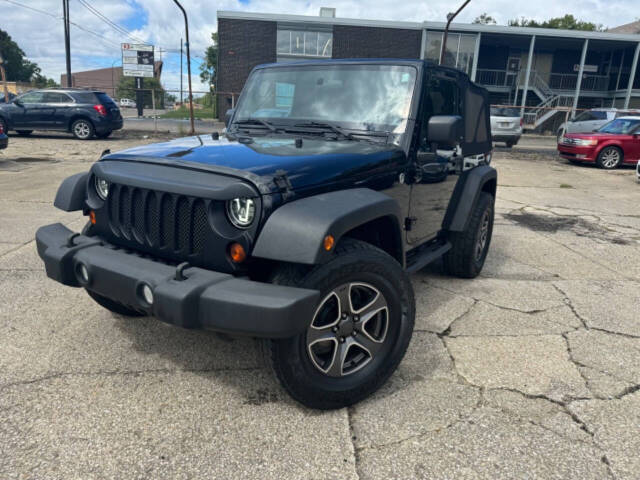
[1, 0, 636, 92]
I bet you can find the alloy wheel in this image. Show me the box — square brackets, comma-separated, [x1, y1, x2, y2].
[475, 210, 491, 261]
[601, 148, 621, 169]
[74, 121, 91, 139]
[306, 282, 389, 377]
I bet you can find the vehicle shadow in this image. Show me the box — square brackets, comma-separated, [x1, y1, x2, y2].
[110, 314, 296, 407]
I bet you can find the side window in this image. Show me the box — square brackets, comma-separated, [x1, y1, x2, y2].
[19, 92, 45, 104]
[43, 92, 72, 104]
[420, 75, 461, 147]
[591, 111, 607, 120]
[574, 111, 594, 122]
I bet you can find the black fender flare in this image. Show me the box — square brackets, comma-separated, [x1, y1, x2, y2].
[252, 188, 403, 265]
[443, 165, 497, 232]
[54, 172, 88, 212]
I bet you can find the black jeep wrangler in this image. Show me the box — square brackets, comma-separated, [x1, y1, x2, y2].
[36, 60, 495, 409]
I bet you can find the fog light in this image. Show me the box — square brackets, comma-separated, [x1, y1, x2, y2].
[229, 243, 247, 263]
[576, 154, 586, 159]
[141, 284, 154, 305]
[77, 263, 89, 283]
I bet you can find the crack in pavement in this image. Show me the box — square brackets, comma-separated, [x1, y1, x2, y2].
[0, 366, 263, 392]
[346, 406, 362, 480]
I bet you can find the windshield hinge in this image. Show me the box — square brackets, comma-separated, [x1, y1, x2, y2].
[273, 169, 293, 199]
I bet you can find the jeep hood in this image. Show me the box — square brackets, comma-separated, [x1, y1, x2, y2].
[102, 135, 403, 192]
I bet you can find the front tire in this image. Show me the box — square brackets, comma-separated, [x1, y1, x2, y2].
[266, 239, 415, 409]
[86, 289, 146, 317]
[71, 119, 94, 140]
[444, 192, 494, 278]
[596, 146, 623, 169]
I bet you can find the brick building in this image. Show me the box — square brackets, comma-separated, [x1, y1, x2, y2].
[216, 10, 640, 130]
[60, 62, 163, 98]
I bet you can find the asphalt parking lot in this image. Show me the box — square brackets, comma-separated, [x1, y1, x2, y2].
[1, 132, 639, 479]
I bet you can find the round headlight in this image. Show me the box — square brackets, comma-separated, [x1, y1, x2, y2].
[95, 177, 110, 200]
[226, 197, 256, 228]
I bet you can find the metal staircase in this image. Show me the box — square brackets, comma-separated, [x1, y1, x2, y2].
[521, 73, 573, 129]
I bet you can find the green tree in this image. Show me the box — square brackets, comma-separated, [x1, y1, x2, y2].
[116, 75, 165, 107]
[508, 14, 605, 31]
[199, 32, 218, 88]
[473, 13, 497, 25]
[0, 28, 41, 81]
[31, 73, 59, 88]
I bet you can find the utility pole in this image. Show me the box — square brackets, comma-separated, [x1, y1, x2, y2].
[180, 38, 183, 105]
[62, 0, 72, 87]
[172, 1, 195, 135]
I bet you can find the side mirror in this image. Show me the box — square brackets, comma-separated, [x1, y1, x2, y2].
[225, 108, 235, 128]
[427, 115, 463, 145]
[13, 99, 23, 107]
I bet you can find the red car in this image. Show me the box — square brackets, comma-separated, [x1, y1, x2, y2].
[558, 116, 640, 169]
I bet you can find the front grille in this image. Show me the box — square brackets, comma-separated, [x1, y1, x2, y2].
[106, 184, 210, 256]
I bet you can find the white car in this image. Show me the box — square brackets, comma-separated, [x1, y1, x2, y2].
[119, 98, 136, 108]
[490, 107, 522, 148]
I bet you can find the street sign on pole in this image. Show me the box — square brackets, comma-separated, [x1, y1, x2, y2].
[121, 43, 155, 78]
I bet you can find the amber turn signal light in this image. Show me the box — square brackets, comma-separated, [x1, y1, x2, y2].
[89, 210, 96, 225]
[323, 235, 335, 251]
[229, 243, 247, 263]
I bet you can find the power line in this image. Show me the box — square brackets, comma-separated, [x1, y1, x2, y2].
[2, 0, 120, 49]
[75, 0, 146, 44]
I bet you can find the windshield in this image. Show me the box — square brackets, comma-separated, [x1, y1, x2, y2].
[597, 118, 640, 134]
[233, 64, 418, 136]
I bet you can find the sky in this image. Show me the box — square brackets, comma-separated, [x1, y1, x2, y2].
[0, 0, 636, 94]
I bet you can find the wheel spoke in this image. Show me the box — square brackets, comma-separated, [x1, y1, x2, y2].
[326, 340, 350, 377]
[353, 332, 383, 357]
[334, 284, 352, 315]
[358, 293, 387, 323]
[307, 326, 336, 345]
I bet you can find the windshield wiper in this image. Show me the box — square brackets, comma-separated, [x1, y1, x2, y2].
[232, 118, 277, 132]
[291, 121, 354, 140]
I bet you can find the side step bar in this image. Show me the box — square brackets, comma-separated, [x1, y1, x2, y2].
[405, 241, 452, 274]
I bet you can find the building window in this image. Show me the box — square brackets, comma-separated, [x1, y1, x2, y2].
[424, 31, 477, 76]
[277, 29, 333, 58]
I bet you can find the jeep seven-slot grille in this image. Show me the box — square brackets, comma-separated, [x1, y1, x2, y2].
[107, 184, 209, 256]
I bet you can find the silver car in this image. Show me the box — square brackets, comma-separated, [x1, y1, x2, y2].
[557, 108, 640, 142]
[490, 107, 522, 148]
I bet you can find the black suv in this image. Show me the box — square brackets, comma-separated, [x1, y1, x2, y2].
[36, 60, 495, 409]
[0, 88, 122, 140]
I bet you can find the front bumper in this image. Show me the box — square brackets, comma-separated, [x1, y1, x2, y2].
[492, 133, 521, 143]
[557, 144, 597, 162]
[36, 223, 320, 337]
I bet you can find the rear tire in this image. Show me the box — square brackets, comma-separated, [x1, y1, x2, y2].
[265, 239, 415, 409]
[444, 192, 494, 278]
[71, 119, 94, 140]
[16, 130, 33, 136]
[505, 141, 514, 148]
[596, 146, 623, 169]
[86, 289, 146, 317]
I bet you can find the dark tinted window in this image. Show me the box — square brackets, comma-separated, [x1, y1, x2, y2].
[96, 92, 116, 105]
[591, 111, 608, 120]
[43, 92, 72, 104]
[19, 91, 45, 104]
[70, 92, 98, 103]
[490, 107, 520, 117]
